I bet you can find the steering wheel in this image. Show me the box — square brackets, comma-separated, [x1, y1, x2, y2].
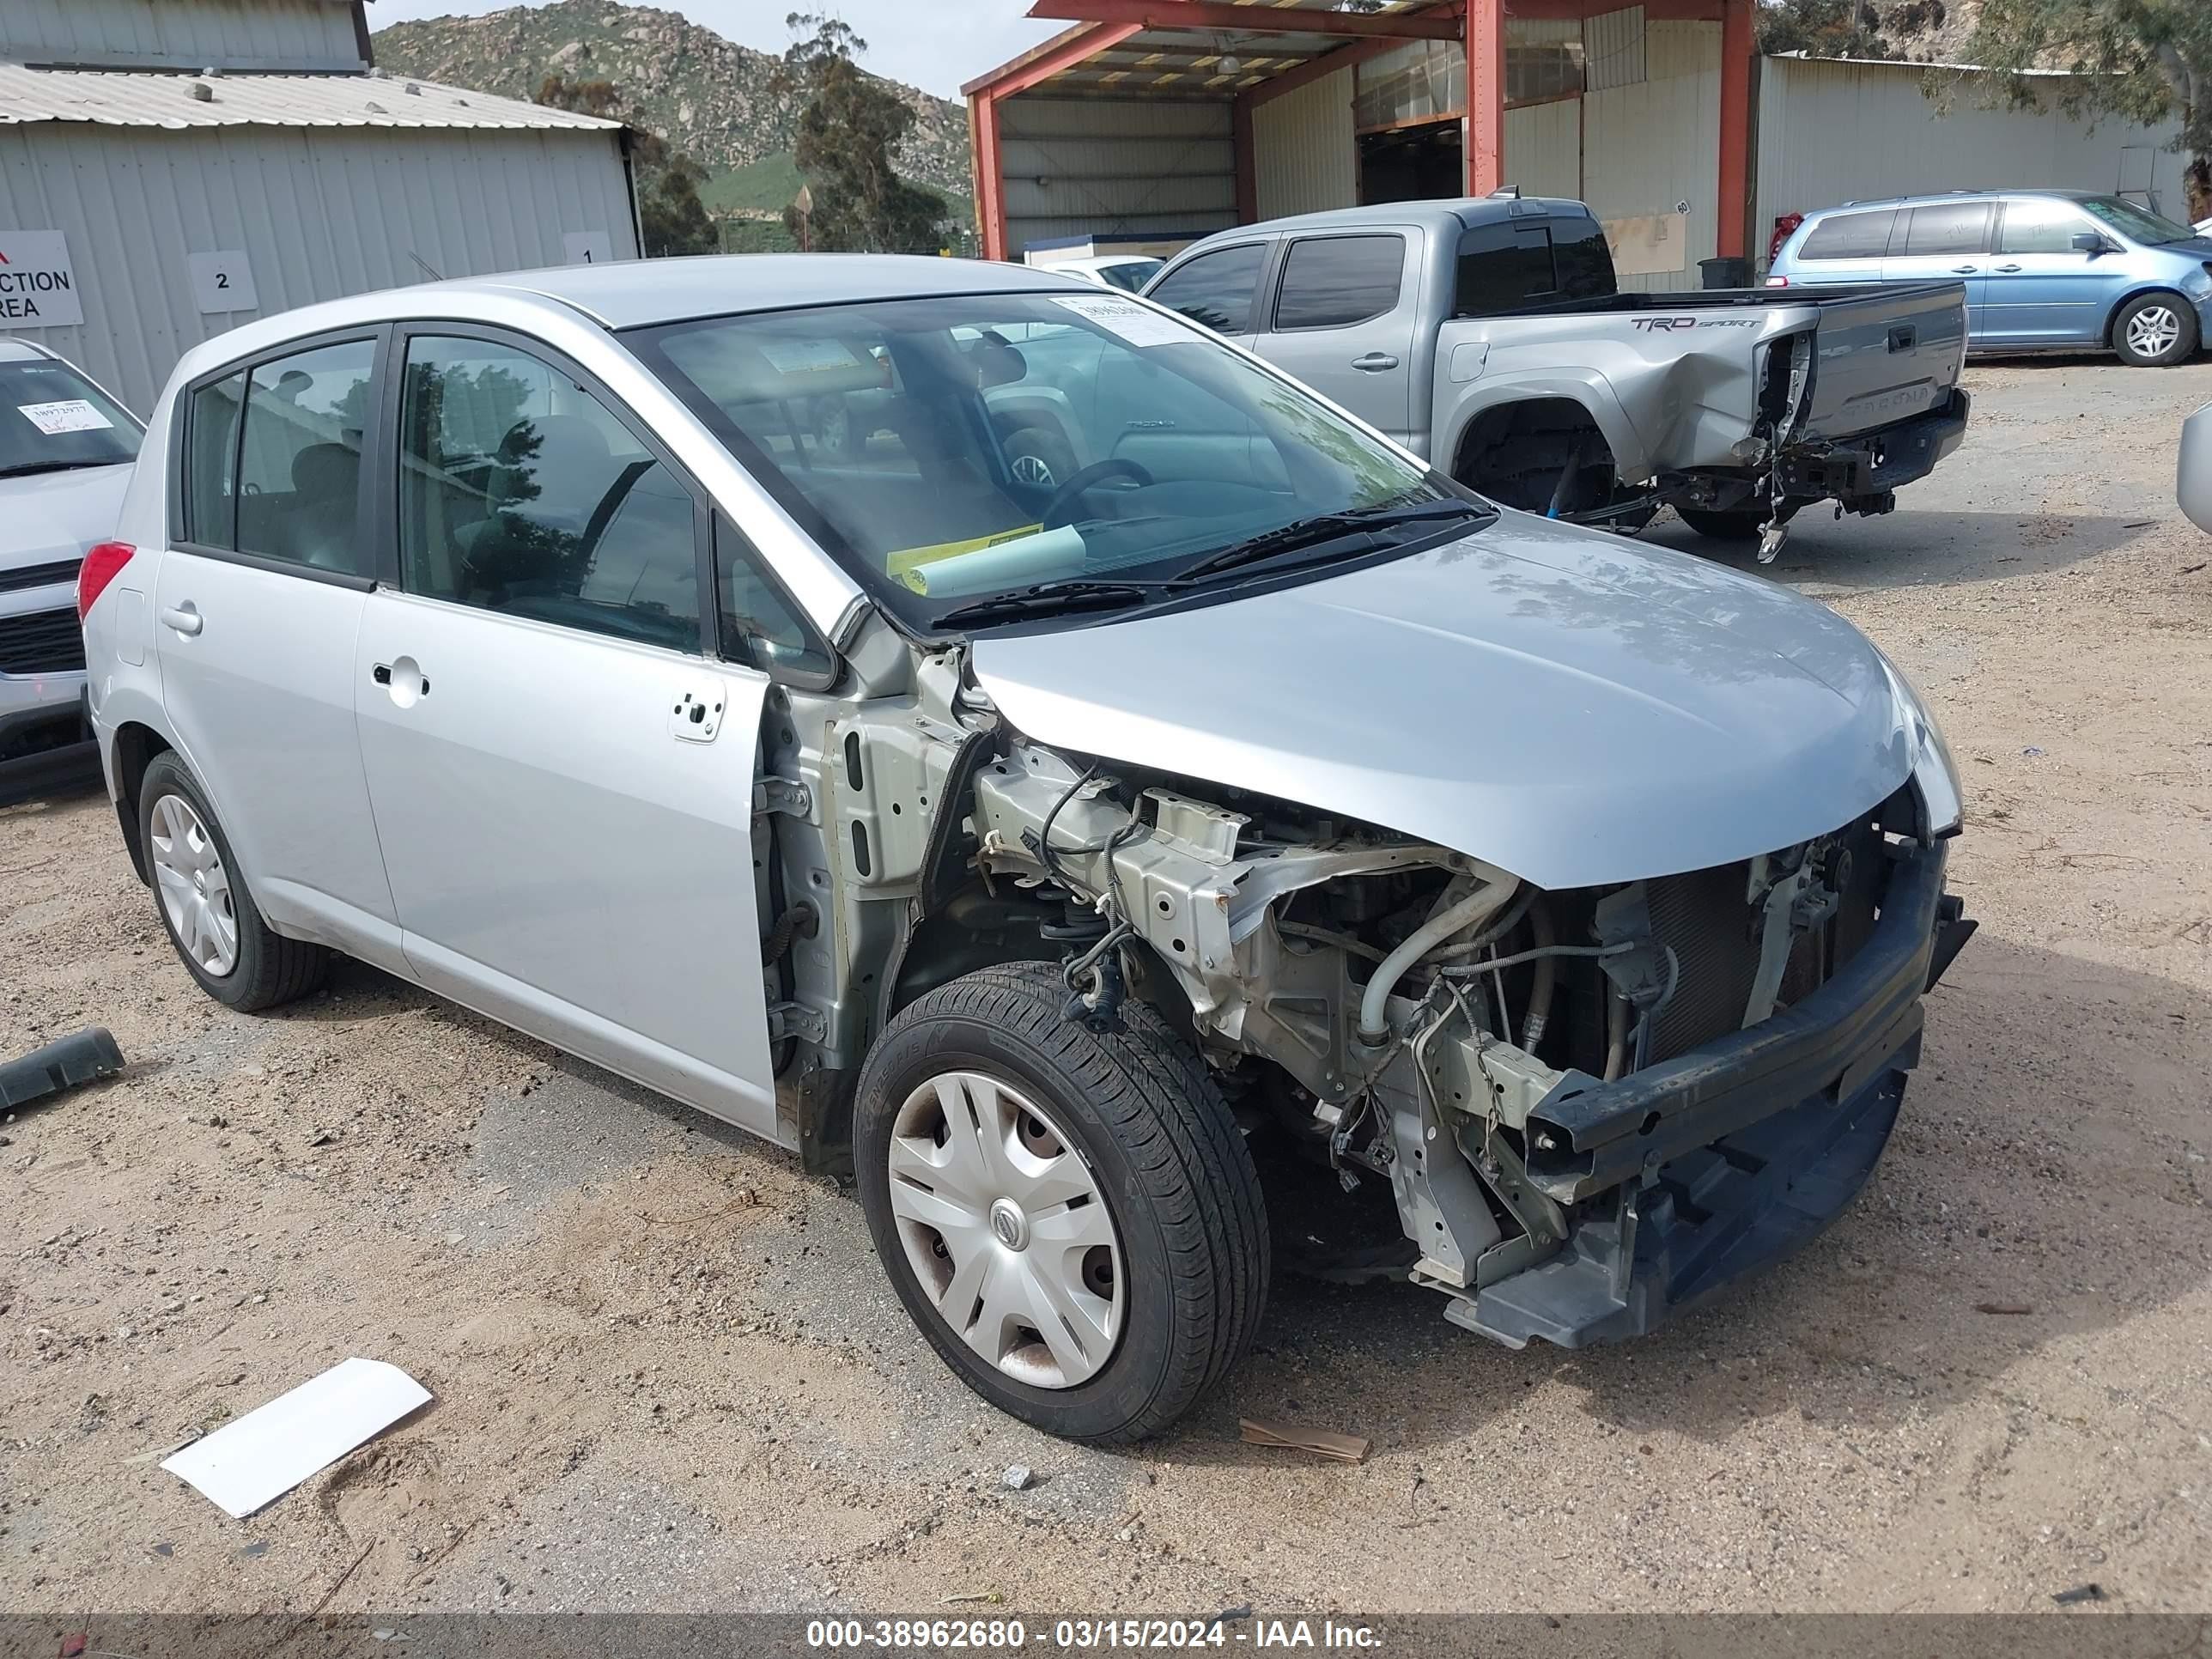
[1041, 458, 1156, 530]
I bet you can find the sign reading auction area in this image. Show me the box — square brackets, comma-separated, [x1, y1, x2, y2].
[0, 230, 84, 327]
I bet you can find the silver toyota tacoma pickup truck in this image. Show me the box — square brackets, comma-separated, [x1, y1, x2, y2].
[1146, 195, 1972, 558]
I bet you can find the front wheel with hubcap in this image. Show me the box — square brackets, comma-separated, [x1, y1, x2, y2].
[855, 962, 1268, 1443]
[138, 752, 329, 1012]
[2113, 292, 2198, 368]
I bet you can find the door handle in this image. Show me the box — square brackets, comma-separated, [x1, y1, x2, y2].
[1950, 265, 1979, 274]
[158, 604, 202, 636]
[1352, 352, 1400, 372]
[1994, 263, 2023, 272]
[373, 661, 429, 702]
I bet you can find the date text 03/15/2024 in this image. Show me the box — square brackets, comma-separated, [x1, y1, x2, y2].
[804, 1619, 1385, 1650]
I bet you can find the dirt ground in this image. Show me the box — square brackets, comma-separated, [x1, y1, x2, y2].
[3, 356, 2211, 1620]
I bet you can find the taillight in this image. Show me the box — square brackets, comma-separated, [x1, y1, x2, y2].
[1765, 275, 1790, 288]
[77, 541, 135, 621]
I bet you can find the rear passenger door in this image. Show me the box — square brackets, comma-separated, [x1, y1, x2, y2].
[1252, 231, 1420, 446]
[352, 325, 783, 1137]
[1882, 202, 1994, 334]
[155, 331, 407, 971]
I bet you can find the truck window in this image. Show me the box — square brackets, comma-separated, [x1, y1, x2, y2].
[1798, 209, 1897, 260]
[1454, 215, 1616, 316]
[1273, 234, 1405, 331]
[1899, 202, 1993, 257]
[1148, 243, 1269, 336]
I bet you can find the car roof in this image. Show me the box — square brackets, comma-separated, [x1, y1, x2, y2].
[1806, 189, 2112, 216]
[0, 339, 55, 364]
[453, 252, 1097, 329]
[1181, 194, 1593, 246]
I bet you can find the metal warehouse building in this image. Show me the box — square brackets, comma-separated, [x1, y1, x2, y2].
[0, 0, 641, 414]
[965, 0, 1757, 289]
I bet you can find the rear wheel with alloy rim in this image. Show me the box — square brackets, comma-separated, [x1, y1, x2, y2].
[2113, 292, 2198, 367]
[137, 752, 328, 1012]
[855, 961, 1268, 1443]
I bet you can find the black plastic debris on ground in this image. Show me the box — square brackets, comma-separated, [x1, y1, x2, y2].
[0, 1026, 125, 1111]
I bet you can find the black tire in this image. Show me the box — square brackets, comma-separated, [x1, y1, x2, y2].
[855, 962, 1268, 1443]
[138, 753, 328, 1012]
[2111, 291, 2199, 368]
[1674, 506, 1768, 542]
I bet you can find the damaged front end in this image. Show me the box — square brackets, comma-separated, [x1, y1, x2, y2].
[957, 738, 1974, 1352]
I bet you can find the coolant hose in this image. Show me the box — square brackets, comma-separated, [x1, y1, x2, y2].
[1520, 897, 1558, 1051]
[1357, 880, 1519, 1044]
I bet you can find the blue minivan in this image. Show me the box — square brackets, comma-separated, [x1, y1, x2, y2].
[1768, 191, 2212, 367]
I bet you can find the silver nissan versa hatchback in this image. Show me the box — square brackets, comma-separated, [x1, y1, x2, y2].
[81, 256, 1973, 1443]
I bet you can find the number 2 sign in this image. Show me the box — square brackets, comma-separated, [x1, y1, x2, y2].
[188, 251, 258, 314]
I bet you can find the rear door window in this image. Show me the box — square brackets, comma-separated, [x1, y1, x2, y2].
[234, 341, 376, 576]
[1797, 209, 1897, 260]
[1899, 202, 1994, 258]
[1147, 243, 1269, 335]
[1273, 234, 1405, 331]
[183, 373, 246, 549]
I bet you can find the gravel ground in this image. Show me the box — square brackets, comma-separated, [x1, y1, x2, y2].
[3, 356, 2210, 1619]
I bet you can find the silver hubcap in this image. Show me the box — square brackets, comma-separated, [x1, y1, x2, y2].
[1011, 452, 1056, 488]
[2127, 305, 2182, 357]
[888, 1071, 1124, 1389]
[149, 793, 239, 977]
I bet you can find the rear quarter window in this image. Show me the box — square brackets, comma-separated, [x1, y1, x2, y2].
[1797, 210, 1897, 260]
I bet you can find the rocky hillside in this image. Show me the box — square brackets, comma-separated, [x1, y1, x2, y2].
[371, 0, 971, 198]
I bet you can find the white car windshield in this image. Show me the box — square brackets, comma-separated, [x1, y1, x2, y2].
[0, 359, 141, 479]
[632, 291, 1479, 632]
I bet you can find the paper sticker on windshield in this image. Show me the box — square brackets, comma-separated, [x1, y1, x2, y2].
[19, 398, 112, 435]
[760, 338, 861, 375]
[1049, 295, 1196, 349]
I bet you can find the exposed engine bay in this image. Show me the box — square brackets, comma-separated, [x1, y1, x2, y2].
[759, 639, 1972, 1350]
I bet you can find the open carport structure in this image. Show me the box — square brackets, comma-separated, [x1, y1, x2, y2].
[963, 0, 1755, 289]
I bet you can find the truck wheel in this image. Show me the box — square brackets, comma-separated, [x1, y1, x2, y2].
[1674, 506, 1768, 541]
[2112, 293, 2198, 367]
[854, 961, 1268, 1443]
[139, 753, 329, 1012]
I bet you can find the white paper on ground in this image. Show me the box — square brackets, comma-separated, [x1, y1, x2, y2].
[161, 1357, 432, 1519]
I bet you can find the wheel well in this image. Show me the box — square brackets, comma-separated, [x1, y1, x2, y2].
[887, 884, 1059, 1021]
[109, 723, 171, 884]
[2106, 287, 2195, 347]
[1450, 397, 1618, 514]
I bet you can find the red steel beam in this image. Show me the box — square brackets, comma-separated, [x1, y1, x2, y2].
[1716, 0, 1754, 258]
[1024, 0, 1467, 43]
[1464, 0, 1504, 195]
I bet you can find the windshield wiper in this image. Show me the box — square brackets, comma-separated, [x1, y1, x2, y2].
[1168, 499, 1488, 589]
[0, 459, 131, 480]
[935, 578, 1169, 629]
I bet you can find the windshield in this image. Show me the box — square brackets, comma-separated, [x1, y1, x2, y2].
[2075, 195, 2201, 246]
[0, 358, 141, 478]
[631, 290, 1463, 633]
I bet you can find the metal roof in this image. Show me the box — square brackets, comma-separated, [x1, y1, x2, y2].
[0, 64, 625, 131]
[967, 1, 1455, 100]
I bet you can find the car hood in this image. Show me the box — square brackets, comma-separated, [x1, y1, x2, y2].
[969, 513, 1916, 890]
[0, 463, 133, 569]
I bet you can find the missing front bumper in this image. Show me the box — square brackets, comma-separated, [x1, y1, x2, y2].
[1444, 838, 1965, 1351]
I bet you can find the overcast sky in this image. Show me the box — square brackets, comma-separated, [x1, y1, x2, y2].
[366, 1, 1059, 100]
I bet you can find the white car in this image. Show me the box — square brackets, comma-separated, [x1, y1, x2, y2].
[1046, 253, 1165, 293]
[1, 341, 141, 774]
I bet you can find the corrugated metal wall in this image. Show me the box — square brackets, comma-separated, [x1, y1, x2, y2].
[1504, 97, 1582, 201]
[998, 94, 1237, 256]
[1755, 57, 2190, 259]
[1583, 20, 1719, 289]
[1583, 6, 1647, 92]
[0, 124, 638, 413]
[1254, 68, 1355, 220]
[0, 0, 365, 73]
